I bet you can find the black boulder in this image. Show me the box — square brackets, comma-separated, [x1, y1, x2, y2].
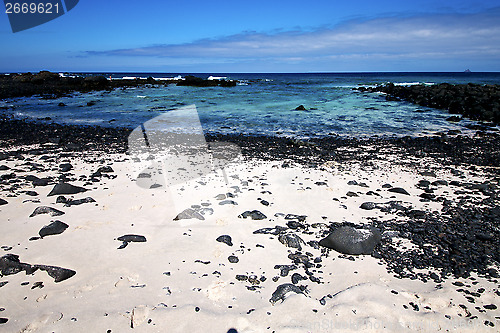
[48, 183, 87, 196]
[39, 220, 69, 238]
[319, 226, 381, 255]
[216, 235, 233, 246]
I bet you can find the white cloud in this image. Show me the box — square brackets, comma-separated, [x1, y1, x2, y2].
[86, 8, 500, 69]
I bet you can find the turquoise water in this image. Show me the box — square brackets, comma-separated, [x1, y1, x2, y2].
[3, 72, 500, 138]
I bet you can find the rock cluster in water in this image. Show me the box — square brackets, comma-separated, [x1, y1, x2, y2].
[357, 83, 500, 123]
[0, 71, 237, 99]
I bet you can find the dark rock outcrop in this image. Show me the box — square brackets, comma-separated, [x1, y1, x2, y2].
[319, 226, 381, 255]
[357, 83, 500, 124]
[176, 75, 237, 87]
[0, 71, 237, 101]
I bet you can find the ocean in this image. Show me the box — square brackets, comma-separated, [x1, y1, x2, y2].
[3, 72, 500, 138]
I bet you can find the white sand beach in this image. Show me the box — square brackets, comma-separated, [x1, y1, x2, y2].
[0, 142, 499, 332]
[0, 137, 500, 332]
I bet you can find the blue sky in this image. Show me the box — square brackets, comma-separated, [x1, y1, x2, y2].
[1, 0, 500, 72]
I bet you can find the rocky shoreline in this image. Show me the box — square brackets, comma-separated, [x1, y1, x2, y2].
[356, 83, 500, 124]
[2, 112, 499, 168]
[0, 71, 237, 100]
[1, 116, 499, 330]
[1, 115, 499, 279]
[0, 113, 131, 153]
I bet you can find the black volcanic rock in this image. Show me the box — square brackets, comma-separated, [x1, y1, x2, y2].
[32, 177, 50, 186]
[0, 254, 37, 276]
[117, 234, 147, 243]
[284, 214, 307, 222]
[236, 274, 248, 281]
[278, 233, 305, 251]
[360, 202, 377, 210]
[173, 208, 205, 221]
[291, 273, 306, 284]
[35, 264, 76, 282]
[32, 71, 60, 83]
[253, 226, 288, 235]
[177, 75, 236, 87]
[0, 71, 237, 101]
[446, 116, 461, 122]
[388, 187, 410, 195]
[39, 220, 69, 238]
[96, 166, 114, 173]
[269, 283, 307, 304]
[228, 255, 239, 263]
[358, 83, 500, 124]
[216, 235, 233, 246]
[286, 221, 304, 229]
[84, 75, 108, 84]
[416, 180, 431, 188]
[116, 234, 147, 249]
[48, 183, 87, 196]
[64, 197, 96, 207]
[319, 226, 381, 255]
[59, 163, 73, 172]
[274, 264, 297, 277]
[0, 256, 75, 283]
[29, 206, 65, 217]
[238, 210, 267, 220]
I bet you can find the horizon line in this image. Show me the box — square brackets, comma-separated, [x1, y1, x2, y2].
[2, 70, 500, 75]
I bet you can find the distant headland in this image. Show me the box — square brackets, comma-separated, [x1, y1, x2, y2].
[0, 71, 237, 99]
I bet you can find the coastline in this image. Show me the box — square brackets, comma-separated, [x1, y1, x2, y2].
[2, 112, 499, 167]
[357, 83, 500, 124]
[0, 72, 237, 100]
[0, 116, 499, 331]
[3, 72, 500, 139]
